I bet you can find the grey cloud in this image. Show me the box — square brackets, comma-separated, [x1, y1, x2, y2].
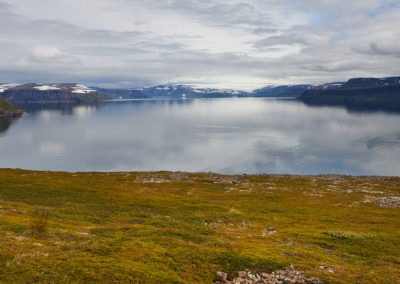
[0, 0, 399, 88]
[254, 34, 328, 49]
[369, 42, 400, 57]
[145, 0, 275, 28]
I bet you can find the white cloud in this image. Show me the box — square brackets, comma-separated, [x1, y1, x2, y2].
[0, 0, 399, 89]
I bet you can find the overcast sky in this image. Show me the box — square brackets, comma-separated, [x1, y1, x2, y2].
[0, 0, 399, 89]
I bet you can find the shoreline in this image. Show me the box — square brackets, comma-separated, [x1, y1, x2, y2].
[1, 168, 399, 178]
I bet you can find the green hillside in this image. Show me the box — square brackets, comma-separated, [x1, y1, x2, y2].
[0, 95, 24, 117]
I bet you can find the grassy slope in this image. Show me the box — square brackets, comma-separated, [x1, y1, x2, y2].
[0, 96, 22, 115]
[0, 170, 399, 283]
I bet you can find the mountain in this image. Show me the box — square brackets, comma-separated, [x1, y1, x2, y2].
[343, 77, 400, 88]
[0, 95, 24, 117]
[91, 87, 148, 99]
[142, 85, 247, 98]
[248, 84, 312, 97]
[2, 76, 399, 105]
[1, 83, 110, 103]
[299, 76, 400, 111]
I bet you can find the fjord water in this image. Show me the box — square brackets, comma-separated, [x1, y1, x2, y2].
[0, 98, 399, 176]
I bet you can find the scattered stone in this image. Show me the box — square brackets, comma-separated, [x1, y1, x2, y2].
[318, 266, 335, 273]
[15, 236, 27, 241]
[376, 196, 400, 208]
[262, 226, 277, 236]
[214, 268, 324, 284]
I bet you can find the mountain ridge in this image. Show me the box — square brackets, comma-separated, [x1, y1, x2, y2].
[299, 76, 400, 111]
[1, 75, 399, 101]
[1, 83, 110, 103]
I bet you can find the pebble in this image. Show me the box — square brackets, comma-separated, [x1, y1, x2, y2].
[376, 196, 400, 208]
[214, 268, 324, 284]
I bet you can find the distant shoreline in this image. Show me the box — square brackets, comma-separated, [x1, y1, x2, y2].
[1, 168, 398, 178]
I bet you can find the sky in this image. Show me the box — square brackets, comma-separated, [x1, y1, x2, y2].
[0, 0, 399, 90]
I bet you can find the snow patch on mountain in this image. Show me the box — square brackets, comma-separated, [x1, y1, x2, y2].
[72, 84, 96, 94]
[0, 84, 20, 93]
[34, 85, 61, 91]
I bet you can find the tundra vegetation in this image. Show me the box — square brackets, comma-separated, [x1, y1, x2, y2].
[0, 169, 399, 283]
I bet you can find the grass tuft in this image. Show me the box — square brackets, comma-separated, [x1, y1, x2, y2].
[27, 206, 50, 234]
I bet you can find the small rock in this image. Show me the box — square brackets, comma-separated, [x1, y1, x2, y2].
[237, 271, 247, 277]
[216, 271, 228, 282]
[214, 268, 324, 284]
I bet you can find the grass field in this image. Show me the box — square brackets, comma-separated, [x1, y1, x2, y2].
[0, 169, 399, 283]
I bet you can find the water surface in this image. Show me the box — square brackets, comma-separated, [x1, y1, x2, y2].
[1, 98, 399, 175]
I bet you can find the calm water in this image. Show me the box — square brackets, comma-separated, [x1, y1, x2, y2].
[1, 98, 399, 176]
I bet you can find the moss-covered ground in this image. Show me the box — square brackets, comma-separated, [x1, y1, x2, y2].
[0, 169, 399, 283]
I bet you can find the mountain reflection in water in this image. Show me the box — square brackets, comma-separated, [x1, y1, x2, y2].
[1, 98, 399, 176]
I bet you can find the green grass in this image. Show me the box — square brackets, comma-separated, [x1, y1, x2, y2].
[0, 170, 399, 283]
[0, 96, 23, 116]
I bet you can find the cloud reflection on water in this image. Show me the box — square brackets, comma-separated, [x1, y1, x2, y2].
[0, 98, 399, 176]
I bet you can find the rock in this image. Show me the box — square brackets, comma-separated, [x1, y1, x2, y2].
[216, 271, 228, 282]
[237, 271, 247, 277]
[376, 196, 400, 208]
[318, 266, 336, 273]
[214, 268, 324, 284]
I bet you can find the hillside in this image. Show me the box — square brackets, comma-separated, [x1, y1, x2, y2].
[1, 76, 400, 103]
[91, 87, 148, 99]
[249, 85, 312, 98]
[0, 95, 24, 117]
[142, 85, 246, 98]
[1, 83, 110, 103]
[0, 170, 399, 283]
[299, 77, 400, 111]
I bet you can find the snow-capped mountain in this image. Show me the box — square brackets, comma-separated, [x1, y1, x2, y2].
[0, 83, 109, 103]
[0, 84, 20, 93]
[142, 84, 248, 98]
[299, 76, 400, 111]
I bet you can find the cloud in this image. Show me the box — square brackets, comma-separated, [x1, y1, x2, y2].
[0, 0, 399, 89]
[28, 47, 79, 65]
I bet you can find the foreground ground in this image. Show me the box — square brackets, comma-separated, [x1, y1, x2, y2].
[0, 169, 399, 283]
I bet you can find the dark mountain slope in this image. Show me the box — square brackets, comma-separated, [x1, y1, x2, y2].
[1, 83, 109, 103]
[299, 76, 400, 111]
